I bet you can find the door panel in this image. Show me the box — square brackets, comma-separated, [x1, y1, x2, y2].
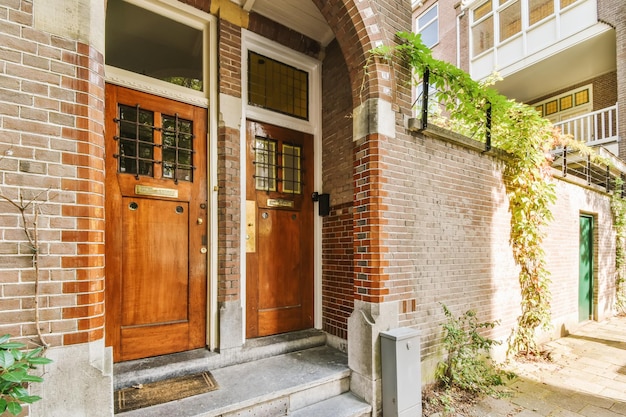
[246, 121, 314, 338]
[121, 198, 189, 326]
[579, 215, 593, 322]
[105, 84, 207, 362]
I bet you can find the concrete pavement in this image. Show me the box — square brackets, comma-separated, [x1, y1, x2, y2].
[467, 316, 626, 417]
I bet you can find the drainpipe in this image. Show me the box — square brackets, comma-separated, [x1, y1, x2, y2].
[456, 4, 466, 69]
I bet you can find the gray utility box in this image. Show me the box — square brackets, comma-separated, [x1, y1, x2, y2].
[380, 327, 422, 417]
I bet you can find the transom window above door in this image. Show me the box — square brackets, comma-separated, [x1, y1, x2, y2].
[248, 51, 309, 120]
[105, 0, 204, 92]
[114, 104, 195, 182]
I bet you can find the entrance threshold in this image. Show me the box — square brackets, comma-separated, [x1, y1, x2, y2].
[113, 328, 326, 391]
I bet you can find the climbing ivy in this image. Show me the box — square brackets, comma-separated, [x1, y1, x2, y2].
[371, 32, 594, 355]
[611, 177, 626, 312]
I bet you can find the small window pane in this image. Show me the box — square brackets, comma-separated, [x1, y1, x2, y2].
[473, 1, 492, 20]
[417, 5, 439, 48]
[499, 1, 521, 42]
[560, 95, 573, 111]
[248, 52, 309, 120]
[117, 104, 155, 177]
[528, 0, 554, 25]
[560, 0, 577, 8]
[575, 89, 589, 106]
[282, 144, 302, 194]
[545, 100, 558, 115]
[255, 138, 277, 192]
[535, 105, 543, 117]
[162, 115, 194, 182]
[472, 16, 494, 55]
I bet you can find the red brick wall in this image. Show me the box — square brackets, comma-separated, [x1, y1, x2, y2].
[322, 40, 355, 339]
[219, 19, 243, 98]
[322, 203, 354, 339]
[0, 1, 105, 347]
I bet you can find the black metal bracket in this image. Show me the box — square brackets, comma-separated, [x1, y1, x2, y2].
[312, 192, 330, 216]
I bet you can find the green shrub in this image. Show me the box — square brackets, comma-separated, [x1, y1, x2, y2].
[436, 304, 514, 396]
[0, 335, 52, 416]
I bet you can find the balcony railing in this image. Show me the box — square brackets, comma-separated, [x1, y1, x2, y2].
[551, 104, 622, 191]
[553, 104, 619, 147]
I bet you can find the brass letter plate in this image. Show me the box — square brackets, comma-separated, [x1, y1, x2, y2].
[135, 185, 179, 198]
[267, 198, 294, 208]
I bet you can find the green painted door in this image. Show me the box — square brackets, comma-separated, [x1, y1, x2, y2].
[579, 215, 593, 322]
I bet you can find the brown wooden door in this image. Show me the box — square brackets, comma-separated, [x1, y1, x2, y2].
[246, 121, 314, 338]
[105, 84, 207, 362]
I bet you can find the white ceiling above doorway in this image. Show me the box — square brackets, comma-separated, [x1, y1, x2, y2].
[234, 0, 335, 46]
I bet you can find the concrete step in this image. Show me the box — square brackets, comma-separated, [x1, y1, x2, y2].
[289, 392, 372, 417]
[116, 345, 371, 417]
[114, 328, 326, 390]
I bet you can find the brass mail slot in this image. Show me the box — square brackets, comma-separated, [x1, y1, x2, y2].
[267, 198, 294, 208]
[135, 185, 178, 198]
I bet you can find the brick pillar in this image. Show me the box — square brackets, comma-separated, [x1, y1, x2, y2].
[217, 19, 244, 350]
[0, 1, 112, 416]
[348, 98, 400, 416]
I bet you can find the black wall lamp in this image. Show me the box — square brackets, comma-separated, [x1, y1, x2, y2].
[311, 192, 330, 217]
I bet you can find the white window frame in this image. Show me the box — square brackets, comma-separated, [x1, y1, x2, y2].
[104, 0, 214, 108]
[470, 0, 495, 58]
[416, 3, 439, 48]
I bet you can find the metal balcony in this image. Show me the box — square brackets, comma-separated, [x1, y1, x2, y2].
[551, 104, 623, 191]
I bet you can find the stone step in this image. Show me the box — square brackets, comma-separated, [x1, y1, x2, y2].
[114, 328, 326, 390]
[115, 345, 370, 417]
[289, 392, 372, 417]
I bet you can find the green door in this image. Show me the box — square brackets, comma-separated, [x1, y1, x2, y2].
[579, 215, 593, 322]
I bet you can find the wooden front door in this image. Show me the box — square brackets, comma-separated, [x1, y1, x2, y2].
[246, 121, 314, 338]
[105, 85, 208, 362]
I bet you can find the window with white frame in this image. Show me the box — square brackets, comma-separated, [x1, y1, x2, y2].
[416, 3, 439, 48]
[470, 0, 575, 57]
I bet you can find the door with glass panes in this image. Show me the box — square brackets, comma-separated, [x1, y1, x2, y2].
[245, 121, 314, 338]
[105, 84, 207, 362]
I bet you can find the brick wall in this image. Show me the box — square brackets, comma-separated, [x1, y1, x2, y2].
[321, 39, 354, 339]
[217, 20, 242, 303]
[393, 127, 617, 375]
[0, 0, 105, 347]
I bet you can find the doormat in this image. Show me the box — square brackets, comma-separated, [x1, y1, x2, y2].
[114, 371, 218, 413]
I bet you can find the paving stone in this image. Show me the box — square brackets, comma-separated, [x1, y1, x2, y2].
[579, 404, 625, 417]
[465, 317, 626, 417]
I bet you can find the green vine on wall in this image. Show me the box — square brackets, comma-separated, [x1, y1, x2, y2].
[611, 177, 626, 312]
[371, 32, 594, 355]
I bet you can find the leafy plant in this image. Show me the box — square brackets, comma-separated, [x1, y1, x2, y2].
[435, 304, 514, 396]
[0, 335, 52, 416]
[611, 177, 626, 313]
